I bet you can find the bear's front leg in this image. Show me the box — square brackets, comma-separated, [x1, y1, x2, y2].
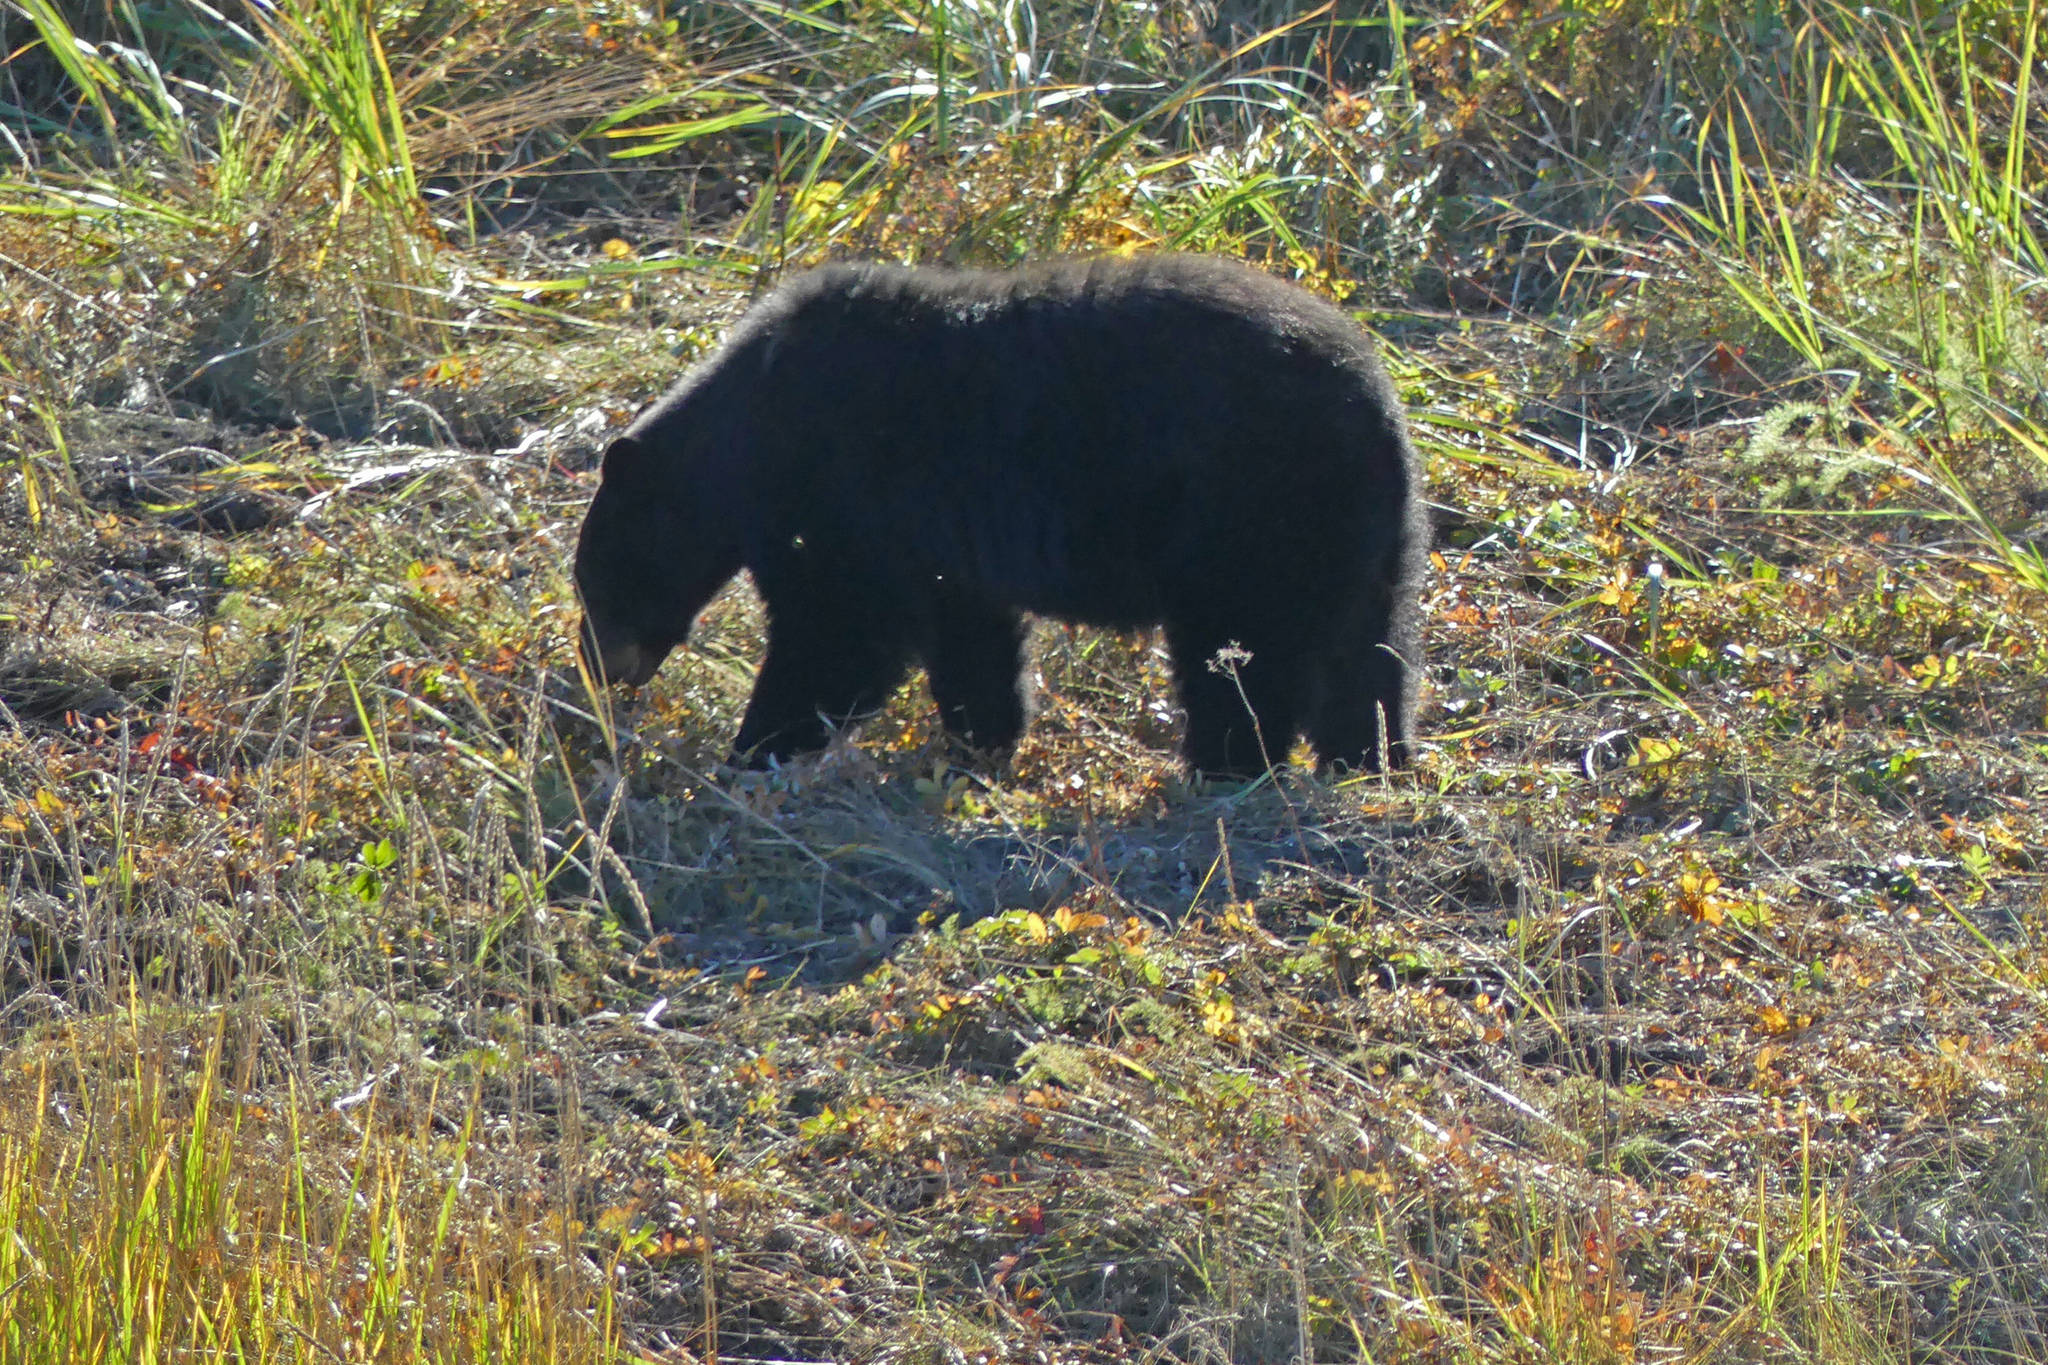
[924, 597, 1031, 753]
[730, 611, 913, 764]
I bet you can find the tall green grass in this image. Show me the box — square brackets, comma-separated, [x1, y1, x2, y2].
[1654, 0, 2048, 581]
[0, 0, 666, 426]
[0, 1014, 622, 1363]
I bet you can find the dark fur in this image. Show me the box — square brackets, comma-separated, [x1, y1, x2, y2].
[575, 254, 1426, 775]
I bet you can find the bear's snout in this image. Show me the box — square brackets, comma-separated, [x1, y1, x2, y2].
[578, 616, 659, 688]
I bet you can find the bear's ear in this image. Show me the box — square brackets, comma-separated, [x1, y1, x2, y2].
[600, 435, 650, 479]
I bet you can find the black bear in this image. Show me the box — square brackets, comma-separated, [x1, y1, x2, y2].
[575, 254, 1425, 776]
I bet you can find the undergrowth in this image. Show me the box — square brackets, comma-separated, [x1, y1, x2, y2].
[1, 0, 2045, 1360]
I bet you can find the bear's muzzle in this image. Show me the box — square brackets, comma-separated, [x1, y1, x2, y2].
[578, 615, 660, 688]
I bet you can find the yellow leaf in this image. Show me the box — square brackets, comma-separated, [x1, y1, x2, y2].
[1678, 869, 1720, 898]
[1632, 737, 1686, 768]
[1051, 905, 1108, 935]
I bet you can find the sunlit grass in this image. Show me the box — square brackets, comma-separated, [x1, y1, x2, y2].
[0, 1012, 621, 1364]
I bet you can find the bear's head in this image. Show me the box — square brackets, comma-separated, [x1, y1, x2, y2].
[574, 434, 743, 688]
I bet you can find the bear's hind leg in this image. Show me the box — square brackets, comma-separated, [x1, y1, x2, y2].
[924, 600, 1030, 753]
[1168, 626, 1303, 779]
[732, 620, 911, 764]
[1304, 616, 1412, 773]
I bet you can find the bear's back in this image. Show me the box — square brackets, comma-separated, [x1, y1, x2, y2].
[765, 255, 1372, 358]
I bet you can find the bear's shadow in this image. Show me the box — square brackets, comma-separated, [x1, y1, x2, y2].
[604, 762, 1411, 983]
